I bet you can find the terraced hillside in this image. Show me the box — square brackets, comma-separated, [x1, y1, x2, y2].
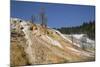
[10, 18, 95, 66]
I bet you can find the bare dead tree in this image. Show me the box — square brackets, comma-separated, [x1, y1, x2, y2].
[40, 7, 47, 28]
[31, 15, 35, 23]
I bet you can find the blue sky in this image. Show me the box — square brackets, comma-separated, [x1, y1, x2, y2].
[11, 1, 95, 28]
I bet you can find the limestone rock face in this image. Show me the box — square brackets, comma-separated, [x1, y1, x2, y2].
[10, 18, 95, 66]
